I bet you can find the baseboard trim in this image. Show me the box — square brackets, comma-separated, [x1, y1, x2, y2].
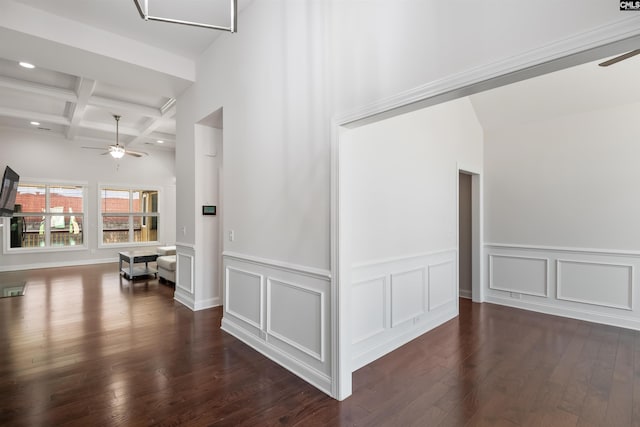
[221, 317, 333, 397]
[459, 289, 472, 299]
[194, 297, 221, 311]
[352, 308, 458, 372]
[174, 288, 195, 310]
[0, 257, 116, 272]
[486, 295, 640, 331]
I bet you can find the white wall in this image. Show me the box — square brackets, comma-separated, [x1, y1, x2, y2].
[0, 127, 176, 270]
[175, 0, 630, 398]
[345, 97, 482, 370]
[483, 102, 640, 329]
[347, 98, 482, 263]
[173, 123, 222, 310]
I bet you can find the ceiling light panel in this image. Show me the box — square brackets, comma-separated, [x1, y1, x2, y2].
[133, 0, 237, 32]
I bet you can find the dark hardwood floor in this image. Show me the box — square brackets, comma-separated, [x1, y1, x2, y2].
[1, 263, 639, 426]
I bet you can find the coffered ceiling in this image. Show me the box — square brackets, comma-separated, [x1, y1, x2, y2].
[0, 56, 177, 150]
[0, 0, 253, 152]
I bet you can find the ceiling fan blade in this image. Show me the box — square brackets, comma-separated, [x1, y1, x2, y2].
[598, 49, 640, 67]
[81, 146, 107, 150]
[125, 150, 147, 157]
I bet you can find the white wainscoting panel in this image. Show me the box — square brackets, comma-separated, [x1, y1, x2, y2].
[352, 277, 387, 345]
[429, 261, 455, 311]
[173, 244, 196, 309]
[351, 249, 457, 371]
[489, 254, 548, 297]
[177, 253, 194, 293]
[485, 244, 640, 331]
[390, 268, 426, 327]
[557, 260, 633, 311]
[226, 267, 263, 329]
[268, 278, 324, 361]
[220, 253, 332, 396]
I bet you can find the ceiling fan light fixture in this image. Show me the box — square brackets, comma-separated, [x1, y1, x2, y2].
[110, 145, 126, 159]
[110, 114, 125, 159]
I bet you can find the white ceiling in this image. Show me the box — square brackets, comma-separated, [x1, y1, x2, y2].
[0, 0, 253, 153]
[470, 52, 640, 131]
[15, 0, 246, 60]
[0, 0, 637, 155]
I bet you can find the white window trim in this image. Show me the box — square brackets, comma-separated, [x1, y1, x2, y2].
[3, 179, 89, 254]
[97, 183, 162, 249]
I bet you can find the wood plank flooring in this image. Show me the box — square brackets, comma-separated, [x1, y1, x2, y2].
[1, 263, 639, 426]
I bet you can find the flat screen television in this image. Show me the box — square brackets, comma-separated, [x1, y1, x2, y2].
[0, 166, 19, 217]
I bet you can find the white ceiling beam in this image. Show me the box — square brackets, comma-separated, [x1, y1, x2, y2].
[89, 96, 162, 118]
[128, 102, 176, 146]
[0, 75, 77, 102]
[0, 75, 163, 119]
[66, 77, 96, 140]
[80, 119, 140, 137]
[0, 106, 70, 125]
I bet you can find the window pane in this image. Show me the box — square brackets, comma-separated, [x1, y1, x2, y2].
[103, 216, 129, 244]
[102, 189, 129, 213]
[50, 186, 83, 214]
[133, 190, 158, 214]
[134, 215, 158, 242]
[10, 215, 44, 248]
[15, 185, 45, 213]
[132, 191, 142, 213]
[50, 215, 84, 247]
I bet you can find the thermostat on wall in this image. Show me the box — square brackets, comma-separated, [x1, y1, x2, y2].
[202, 205, 216, 215]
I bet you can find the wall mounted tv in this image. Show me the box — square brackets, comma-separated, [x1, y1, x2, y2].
[0, 166, 20, 217]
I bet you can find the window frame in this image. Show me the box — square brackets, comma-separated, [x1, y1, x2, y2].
[3, 178, 88, 254]
[98, 184, 161, 248]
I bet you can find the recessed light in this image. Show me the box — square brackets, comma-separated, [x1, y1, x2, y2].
[30, 121, 40, 126]
[156, 140, 164, 144]
[19, 62, 35, 69]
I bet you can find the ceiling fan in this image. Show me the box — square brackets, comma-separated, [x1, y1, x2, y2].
[598, 49, 640, 67]
[82, 115, 147, 158]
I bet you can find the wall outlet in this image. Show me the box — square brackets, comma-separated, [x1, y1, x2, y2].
[509, 292, 521, 299]
[228, 229, 235, 242]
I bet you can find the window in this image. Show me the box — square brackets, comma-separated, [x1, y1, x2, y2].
[100, 187, 159, 246]
[9, 183, 86, 249]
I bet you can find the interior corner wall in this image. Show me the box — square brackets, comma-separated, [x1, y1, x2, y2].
[345, 97, 482, 370]
[0, 128, 176, 271]
[177, 0, 626, 398]
[483, 102, 640, 330]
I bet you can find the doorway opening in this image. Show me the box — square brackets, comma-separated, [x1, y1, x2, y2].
[458, 169, 481, 303]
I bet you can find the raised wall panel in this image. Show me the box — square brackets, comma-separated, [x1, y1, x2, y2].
[350, 250, 458, 372]
[176, 253, 194, 293]
[220, 254, 332, 396]
[267, 278, 324, 361]
[557, 259, 633, 310]
[390, 268, 425, 327]
[225, 267, 263, 329]
[489, 254, 548, 297]
[428, 261, 455, 311]
[352, 277, 386, 344]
